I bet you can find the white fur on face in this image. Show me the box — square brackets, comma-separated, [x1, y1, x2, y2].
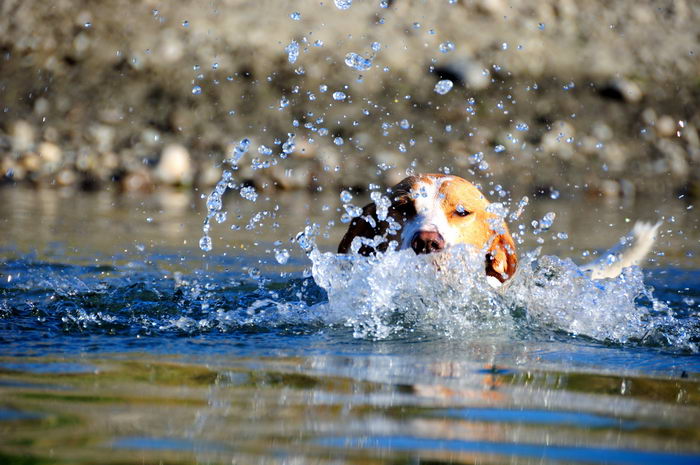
[399, 176, 461, 250]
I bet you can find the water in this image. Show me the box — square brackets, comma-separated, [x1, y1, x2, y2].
[434, 79, 454, 95]
[1, 187, 699, 464]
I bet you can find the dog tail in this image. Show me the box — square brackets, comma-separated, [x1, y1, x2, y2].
[580, 221, 661, 279]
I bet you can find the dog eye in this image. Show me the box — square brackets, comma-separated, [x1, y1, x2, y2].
[455, 206, 471, 217]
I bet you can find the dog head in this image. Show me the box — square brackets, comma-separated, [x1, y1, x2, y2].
[337, 174, 517, 282]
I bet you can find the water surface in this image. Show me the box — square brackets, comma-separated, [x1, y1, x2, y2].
[1, 187, 699, 464]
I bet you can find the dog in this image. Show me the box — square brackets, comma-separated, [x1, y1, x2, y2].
[338, 173, 659, 286]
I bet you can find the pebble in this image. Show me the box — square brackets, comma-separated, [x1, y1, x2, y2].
[154, 144, 194, 185]
[10, 120, 35, 153]
[37, 142, 62, 165]
[121, 169, 154, 192]
[609, 78, 643, 103]
[655, 115, 676, 138]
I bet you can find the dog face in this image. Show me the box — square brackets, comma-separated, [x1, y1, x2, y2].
[338, 174, 517, 282]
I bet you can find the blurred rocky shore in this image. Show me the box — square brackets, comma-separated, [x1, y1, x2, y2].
[1, 0, 699, 198]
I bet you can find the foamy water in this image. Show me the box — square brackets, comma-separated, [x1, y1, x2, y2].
[306, 244, 698, 351]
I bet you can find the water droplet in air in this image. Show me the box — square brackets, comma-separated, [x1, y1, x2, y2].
[191, 85, 202, 95]
[371, 41, 381, 52]
[439, 41, 455, 53]
[285, 40, 299, 64]
[550, 189, 560, 200]
[334, 0, 352, 10]
[215, 211, 227, 223]
[501, 42, 508, 50]
[494, 144, 505, 153]
[344, 52, 372, 71]
[275, 249, 290, 264]
[515, 122, 529, 131]
[84, 22, 92, 28]
[182, 20, 189, 27]
[538, 22, 545, 30]
[240, 186, 258, 202]
[282, 133, 296, 155]
[199, 235, 212, 252]
[334, 137, 344, 146]
[290, 12, 301, 20]
[540, 212, 556, 230]
[332, 91, 347, 101]
[434, 79, 454, 95]
[340, 190, 353, 203]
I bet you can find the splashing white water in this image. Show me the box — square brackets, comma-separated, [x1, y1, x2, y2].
[305, 244, 695, 350]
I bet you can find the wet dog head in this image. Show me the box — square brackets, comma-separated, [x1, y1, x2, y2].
[337, 174, 517, 283]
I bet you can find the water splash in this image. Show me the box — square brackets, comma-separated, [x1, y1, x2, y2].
[307, 246, 698, 350]
[199, 138, 251, 251]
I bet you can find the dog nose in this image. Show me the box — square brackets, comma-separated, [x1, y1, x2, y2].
[411, 231, 445, 254]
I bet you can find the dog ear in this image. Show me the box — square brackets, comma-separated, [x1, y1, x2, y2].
[485, 229, 517, 282]
[337, 202, 380, 255]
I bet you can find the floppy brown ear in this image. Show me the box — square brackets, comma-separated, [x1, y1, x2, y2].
[337, 202, 381, 255]
[486, 230, 518, 282]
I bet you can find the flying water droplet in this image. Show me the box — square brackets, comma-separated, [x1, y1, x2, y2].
[332, 91, 347, 101]
[240, 186, 258, 202]
[340, 190, 353, 203]
[439, 41, 455, 53]
[290, 12, 301, 20]
[228, 138, 251, 165]
[275, 249, 290, 264]
[515, 122, 529, 131]
[344, 52, 372, 71]
[540, 212, 556, 230]
[285, 40, 299, 64]
[191, 85, 202, 95]
[434, 79, 454, 95]
[334, 137, 344, 145]
[282, 133, 296, 156]
[494, 144, 505, 153]
[199, 235, 212, 252]
[334, 0, 352, 10]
